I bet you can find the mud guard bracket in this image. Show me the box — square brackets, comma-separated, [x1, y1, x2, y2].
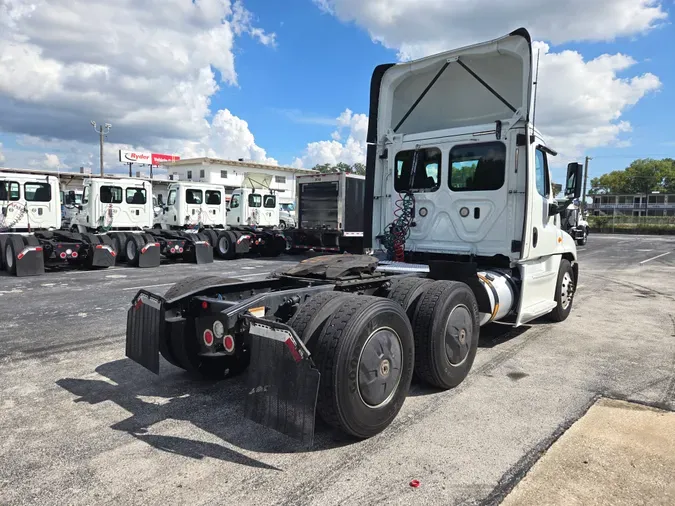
[244, 318, 320, 447]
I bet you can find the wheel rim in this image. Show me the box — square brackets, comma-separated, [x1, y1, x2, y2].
[357, 327, 403, 408]
[218, 237, 229, 254]
[561, 272, 574, 309]
[444, 304, 473, 366]
[126, 241, 135, 259]
[6, 246, 13, 269]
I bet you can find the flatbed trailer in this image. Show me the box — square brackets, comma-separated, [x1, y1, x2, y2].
[123, 28, 585, 446]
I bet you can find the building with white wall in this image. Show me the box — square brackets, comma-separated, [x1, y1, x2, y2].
[162, 158, 315, 204]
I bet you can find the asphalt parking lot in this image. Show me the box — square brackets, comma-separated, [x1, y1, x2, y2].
[1, 234, 674, 506]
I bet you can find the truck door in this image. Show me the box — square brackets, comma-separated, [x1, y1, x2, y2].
[124, 185, 150, 229]
[226, 191, 242, 226]
[204, 188, 224, 227]
[516, 139, 563, 324]
[185, 188, 204, 227]
[24, 181, 55, 229]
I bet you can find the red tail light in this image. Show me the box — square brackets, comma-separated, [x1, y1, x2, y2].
[201, 301, 208, 309]
[60, 252, 67, 259]
[71, 251, 78, 258]
[223, 335, 235, 353]
[203, 329, 214, 346]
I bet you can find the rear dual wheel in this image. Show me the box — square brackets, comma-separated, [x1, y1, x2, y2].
[291, 294, 415, 439]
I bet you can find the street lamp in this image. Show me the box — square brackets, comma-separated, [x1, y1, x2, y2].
[91, 121, 112, 176]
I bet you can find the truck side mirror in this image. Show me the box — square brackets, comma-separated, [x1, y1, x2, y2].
[157, 195, 164, 205]
[565, 162, 583, 199]
[548, 202, 560, 216]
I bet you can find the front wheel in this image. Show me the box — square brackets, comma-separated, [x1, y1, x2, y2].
[547, 259, 576, 322]
[577, 228, 588, 246]
[312, 295, 415, 439]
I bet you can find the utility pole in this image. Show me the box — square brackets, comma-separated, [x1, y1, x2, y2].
[581, 155, 591, 212]
[91, 121, 112, 176]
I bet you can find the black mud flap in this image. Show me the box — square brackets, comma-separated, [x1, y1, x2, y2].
[125, 291, 164, 374]
[137, 242, 161, 268]
[89, 245, 116, 268]
[185, 240, 213, 264]
[14, 239, 45, 277]
[244, 319, 320, 447]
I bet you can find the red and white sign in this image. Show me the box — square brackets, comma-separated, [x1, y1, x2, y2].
[119, 150, 180, 165]
[151, 153, 180, 165]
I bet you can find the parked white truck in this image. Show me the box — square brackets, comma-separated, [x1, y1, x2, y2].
[155, 177, 287, 259]
[124, 28, 582, 447]
[1, 172, 116, 276]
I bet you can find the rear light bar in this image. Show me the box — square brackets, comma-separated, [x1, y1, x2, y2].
[95, 244, 116, 257]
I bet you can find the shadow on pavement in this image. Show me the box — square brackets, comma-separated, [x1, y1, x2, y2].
[56, 357, 354, 467]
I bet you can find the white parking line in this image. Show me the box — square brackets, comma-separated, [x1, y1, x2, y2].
[639, 252, 672, 265]
[121, 271, 271, 291]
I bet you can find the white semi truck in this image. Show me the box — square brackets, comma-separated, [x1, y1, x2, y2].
[1, 172, 116, 276]
[123, 28, 582, 446]
[68, 176, 212, 266]
[154, 177, 287, 259]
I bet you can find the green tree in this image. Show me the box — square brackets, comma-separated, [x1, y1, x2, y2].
[351, 162, 366, 176]
[589, 170, 631, 194]
[311, 162, 367, 175]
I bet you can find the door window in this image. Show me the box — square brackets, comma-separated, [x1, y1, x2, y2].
[535, 149, 550, 198]
[167, 189, 176, 206]
[230, 195, 240, 208]
[100, 186, 123, 204]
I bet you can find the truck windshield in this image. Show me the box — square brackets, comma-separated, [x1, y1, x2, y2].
[394, 147, 441, 193]
[248, 194, 262, 207]
[449, 142, 506, 192]
[263, 194, 276, 208]
[205, 190, 221, 205]
[24, 182, 52, 202]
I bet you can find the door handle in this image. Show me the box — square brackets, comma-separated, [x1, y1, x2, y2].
[533, 227, 538, 248]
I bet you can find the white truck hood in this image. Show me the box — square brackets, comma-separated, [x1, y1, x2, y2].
[375, 28, 533, 138]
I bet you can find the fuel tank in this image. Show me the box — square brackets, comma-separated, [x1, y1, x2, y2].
[476, 269, 518, 326]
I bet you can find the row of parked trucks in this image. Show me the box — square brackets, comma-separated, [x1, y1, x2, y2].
[0, 169, 367, 276]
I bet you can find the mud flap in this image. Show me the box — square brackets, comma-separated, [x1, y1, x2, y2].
[185, 240, 213, 264]
[244, 319, 320, 447]
[89, 245, 116, 268]
[137, 242, 161, 268]
[12, 236, 45, 277]
[125, 291, 164, 374]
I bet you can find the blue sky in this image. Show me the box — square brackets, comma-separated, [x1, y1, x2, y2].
[0, 0, 673, 185]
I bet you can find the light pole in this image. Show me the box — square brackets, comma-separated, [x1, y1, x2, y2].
[91, 121, 112, 176]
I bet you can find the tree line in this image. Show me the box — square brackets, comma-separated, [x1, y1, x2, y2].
[589, 158, 675, 195]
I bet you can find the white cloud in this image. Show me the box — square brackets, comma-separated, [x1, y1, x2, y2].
[314, 0, 668, 61]
[0, 0, 275, 151]
[531, 42, 661, 162]
[309, 2, 663, 168]
[293, 109, 368, 168]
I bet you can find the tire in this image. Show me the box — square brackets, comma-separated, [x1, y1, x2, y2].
[4, 236, 18, 275]
[380, 276, 433, 321]
[279, 220, 286, 230]
[215, 231, 236, 260]
[411, 280, 480, 390]
[577, 228, 588, 246]
[313, 295, 415, 439]
[287, 291, 352, 346]
[109, 232, 128, 261]
[163, 275, 246, 379]
[547, 259, 576, 322]
[203, 229, 219, 248]
[124, 234, 144, 266]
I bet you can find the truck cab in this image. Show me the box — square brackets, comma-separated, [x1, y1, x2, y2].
[70, 177, 153, 233]
[227, 188, 280, 228]
[368, 27, 583, 326]
[155, 181, 226, 230]
[1, 173, 60, 231]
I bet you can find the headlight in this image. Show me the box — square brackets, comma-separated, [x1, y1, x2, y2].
[213, 320, 225, 338]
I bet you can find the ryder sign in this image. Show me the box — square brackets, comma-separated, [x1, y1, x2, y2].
[119, 150, 180, 165]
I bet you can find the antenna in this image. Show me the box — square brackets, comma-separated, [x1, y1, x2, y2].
[532, 49, 541, 132]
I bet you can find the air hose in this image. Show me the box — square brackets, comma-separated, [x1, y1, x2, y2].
[381, 148, 419, 261]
